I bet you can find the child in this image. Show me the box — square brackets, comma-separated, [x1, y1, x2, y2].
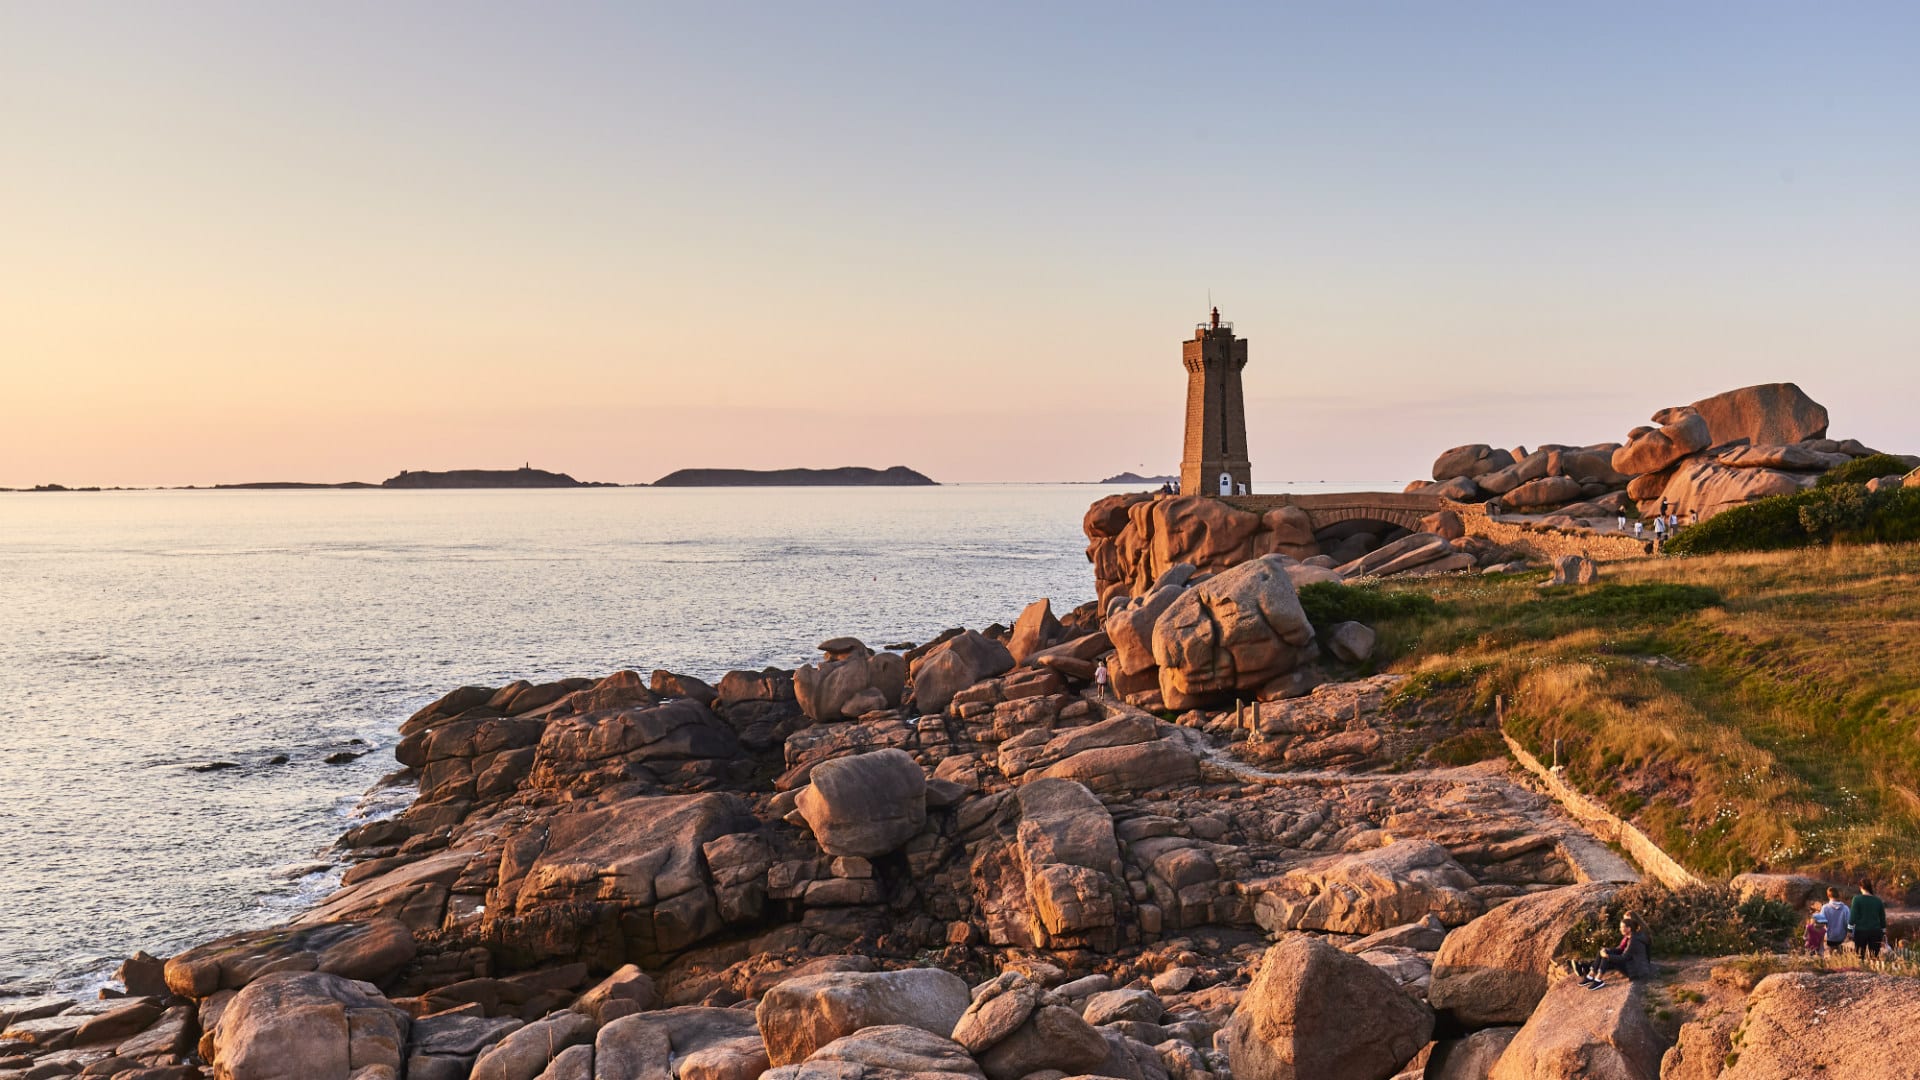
[1806, 904, 1828, 955]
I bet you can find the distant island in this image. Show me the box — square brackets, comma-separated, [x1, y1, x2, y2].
[1099, 471, 1177, 485]
[212, 481, 379, 490]
[382, 467, 613, 489]
[651, 465, 937, 487]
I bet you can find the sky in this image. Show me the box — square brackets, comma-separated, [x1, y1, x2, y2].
[2, 3, 1916, 487]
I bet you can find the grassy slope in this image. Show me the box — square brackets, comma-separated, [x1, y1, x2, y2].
[1358, 543, 1920, 895]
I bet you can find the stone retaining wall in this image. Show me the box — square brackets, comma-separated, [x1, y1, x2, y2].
[1501, 729, 1699, 890]
[1463, 510, 1651, 563]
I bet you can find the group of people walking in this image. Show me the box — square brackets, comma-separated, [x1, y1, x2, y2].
[1619, 499, 1700, 550]
[1805, 880, 1891, 958]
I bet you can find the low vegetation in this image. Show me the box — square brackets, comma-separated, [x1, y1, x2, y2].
[1667, 481, 1920, 555]
[1295, 579, 1438, 634]
[1357, 543, 1920, 894]
[1714, 945, 1920, 985]
[1563, 881, 1797, 958]
[1816, 452, 1914, 488]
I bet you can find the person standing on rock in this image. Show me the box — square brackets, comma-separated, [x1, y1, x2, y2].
[1094, 660, 1110, 699]
[1849, 880, 1888, 959]
[1820, 887, 1852, 953]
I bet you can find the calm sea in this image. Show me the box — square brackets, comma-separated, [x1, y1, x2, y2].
[0, 482, 1374, 994]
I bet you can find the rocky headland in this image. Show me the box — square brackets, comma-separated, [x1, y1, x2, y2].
[9, 523, 1918, 1080]
[651, 467, 937, 487]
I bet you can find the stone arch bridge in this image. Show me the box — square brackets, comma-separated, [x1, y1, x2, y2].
[1221, 491, 1458, 533]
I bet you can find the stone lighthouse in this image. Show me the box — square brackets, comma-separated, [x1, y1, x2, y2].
[1179, 307, 1251, 497]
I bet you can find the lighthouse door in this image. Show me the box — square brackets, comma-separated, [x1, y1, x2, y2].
[1218, 473, 1233, 496]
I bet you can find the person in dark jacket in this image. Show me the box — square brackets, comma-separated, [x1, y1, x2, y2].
[1850, 880, 1888, 958]
[1571, 914, 1653, 988]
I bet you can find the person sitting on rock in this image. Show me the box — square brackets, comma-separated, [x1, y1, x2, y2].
[1570, 914, 1653, 988]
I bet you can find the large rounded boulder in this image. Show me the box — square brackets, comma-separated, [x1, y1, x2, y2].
[911, 631, 1016, 713]
[1612, 409, 1711, 476]
[1428, 882, 1621, 1026]
[793, 748, 928, 858]
[1225, 934, 1433, 1080]
[1151, 554, 1316, 710]
[210, 971, 410, 1080]
[1488, 977, 1663, 1080]
[1688, 382, 1829, 447]
[756, 967, 972, 1066]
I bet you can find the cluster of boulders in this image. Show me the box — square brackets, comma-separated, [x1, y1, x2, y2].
[1086, 495, 1520, 618]
[9, 553, 1920, 1078]
[1416, 382, 1916, 524]
[4, 595, 1751, 1080]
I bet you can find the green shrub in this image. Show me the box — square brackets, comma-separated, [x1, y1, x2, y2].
[1296, 580, 1439, 634]
[1818, 453, 1913, 488]
[1667, 484, 1920, 555]
[1666, 492, 1815, 555]
[1564, 881, 1799, 959]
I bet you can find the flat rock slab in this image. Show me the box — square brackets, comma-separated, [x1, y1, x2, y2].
[164, 917, 417, 999]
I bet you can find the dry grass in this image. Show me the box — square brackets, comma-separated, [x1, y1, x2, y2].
[1367, 544, 1920, 894]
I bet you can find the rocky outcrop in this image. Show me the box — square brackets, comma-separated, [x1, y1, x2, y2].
[1487, 978, 1663, 1080]
[593, 1007, 768, 1080]
[1250, 840, 1482, 935]
[756, 967, 972, 1065]
[1434, 445, 1517, 484]
[1428, 882, 1620, 1026]
[1689, 382, 1829, 446]
[912, 631, 1015, 713]
[1653, 459, 1816, 519]
[764, 1025, 987, 1080]
[976, 779, 1125, 949]
[165, 919, 417, 999]
[1717, 971, 1920, 1079]
[1226, 935, 1433, 1080]
[481, 791, 756, 967]
[1085, 495, 1317, 604]
[1151, 556, 1316, 710]
[1612, 410, 1712, 476]
[1426, 1027, 1521, 1080]
[794, 748, 928, 858]
[794, 639, 907, 722]
[1416, 382, 1896, 525]
[953, 973, 1111, 1080]
[56, 608, 1723, 1080]
[210, 971, 410, 1080]
[1008, 599, 1066, 663]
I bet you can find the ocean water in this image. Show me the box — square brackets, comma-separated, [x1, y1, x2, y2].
[0, 482, 1367, 995]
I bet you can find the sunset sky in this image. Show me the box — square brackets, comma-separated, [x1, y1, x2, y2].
[3, 4, 1916, 487]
